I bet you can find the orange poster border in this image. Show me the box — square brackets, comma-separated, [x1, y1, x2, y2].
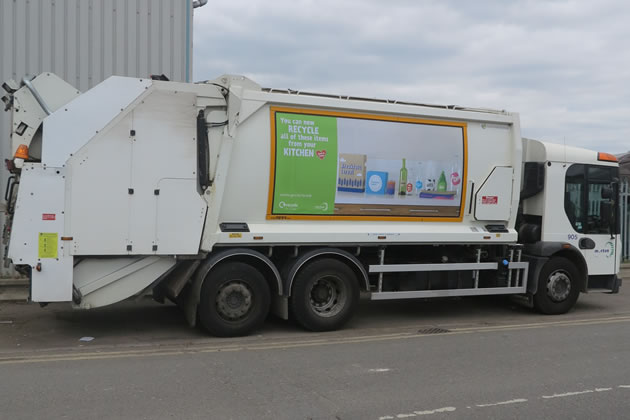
[266, 106, 468, 222]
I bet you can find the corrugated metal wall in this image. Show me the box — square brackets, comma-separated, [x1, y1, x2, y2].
[1, 0, 192, 89]
[0, 0, 193, 277]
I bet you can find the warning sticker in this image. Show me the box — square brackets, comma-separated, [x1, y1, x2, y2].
[38, 233, 58, 259]
[482, 196, 498, 205]
[42, 214, 56, 221]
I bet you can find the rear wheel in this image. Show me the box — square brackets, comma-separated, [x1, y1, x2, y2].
[198, 262, 270, 337]
[533, 257, 580, 314]
[290, 258, 359, 332]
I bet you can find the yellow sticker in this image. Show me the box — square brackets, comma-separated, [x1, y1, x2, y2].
[38, 233, 58, 259]
[229, 233, 242, 238]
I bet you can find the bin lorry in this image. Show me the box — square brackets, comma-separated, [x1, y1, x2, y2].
[1, 73, 622, 336]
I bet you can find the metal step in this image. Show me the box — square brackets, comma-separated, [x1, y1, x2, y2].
[371, 286, 526, 300]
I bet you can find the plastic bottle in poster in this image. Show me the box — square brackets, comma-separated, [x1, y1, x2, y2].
[398, 158, 407, 196]
[414, 162, 424, 192]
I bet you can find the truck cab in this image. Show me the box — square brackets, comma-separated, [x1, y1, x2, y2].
[519, 139, 621, 313]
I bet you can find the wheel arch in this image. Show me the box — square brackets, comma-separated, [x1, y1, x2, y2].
[285, 248, 370, 297]
[524, 242, 588, 294]
[184, 248, 282, 327]
[552, 249, 588, 292]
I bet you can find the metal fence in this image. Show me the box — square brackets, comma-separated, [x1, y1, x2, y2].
[621, 179, 630, 260]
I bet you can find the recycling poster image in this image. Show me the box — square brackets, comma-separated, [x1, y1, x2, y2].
[272, 113, 338, 214]
[271, 110, 465, 218]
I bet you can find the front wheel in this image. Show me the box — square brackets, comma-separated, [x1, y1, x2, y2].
[198, 262, 270, 337]
[290, 258, 359, 332]
[533, 257, 581, 315]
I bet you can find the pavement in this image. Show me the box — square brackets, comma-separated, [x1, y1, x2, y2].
[0, 277, 28, 302]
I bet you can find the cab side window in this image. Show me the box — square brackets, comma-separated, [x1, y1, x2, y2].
[564, 164, 615, 234]
[587, 166, 613, 234]
[565, 165, 584, 232]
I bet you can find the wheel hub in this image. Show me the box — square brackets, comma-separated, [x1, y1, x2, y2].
[546, 270, 571, 302]
[309, 276, 346, 317]
[312, 282, 332, 304]
[216, 281, 252, 321]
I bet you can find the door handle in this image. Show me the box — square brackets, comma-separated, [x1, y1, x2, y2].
[579, 237, 596, 249]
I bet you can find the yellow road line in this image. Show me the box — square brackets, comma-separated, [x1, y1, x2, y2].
[1, 315, 630, 365]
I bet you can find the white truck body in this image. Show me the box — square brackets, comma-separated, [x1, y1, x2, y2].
[1, 74, 621, 336]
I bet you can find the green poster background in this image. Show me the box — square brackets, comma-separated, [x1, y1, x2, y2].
[273, 113, 338, 214]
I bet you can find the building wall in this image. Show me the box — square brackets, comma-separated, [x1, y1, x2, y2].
[0, 0, 194, 277]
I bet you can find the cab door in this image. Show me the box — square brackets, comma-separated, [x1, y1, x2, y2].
[565, 164, 619, 275]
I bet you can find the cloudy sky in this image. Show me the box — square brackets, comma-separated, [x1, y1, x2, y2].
[193, 0, 629, 154]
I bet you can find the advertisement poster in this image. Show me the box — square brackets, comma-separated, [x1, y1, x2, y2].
[269, 108, 466, 220]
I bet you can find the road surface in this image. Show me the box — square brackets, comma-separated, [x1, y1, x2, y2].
[1, 290, 629, 419]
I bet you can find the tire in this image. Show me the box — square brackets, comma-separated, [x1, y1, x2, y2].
[533, 257, 581, 315]
[290, 258, 359, 332]
[198, 262, 270, 337]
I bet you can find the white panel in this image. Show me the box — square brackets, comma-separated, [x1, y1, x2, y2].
[73, 256, 176, 309]
[73, 256, 145, 293]
[474, 167, 514, 221]
[42, 76, 151, 167]
[156, 179, 207, 254]
[30, 72, 82, 111]
[67, 112, 132, 255]
[128, 89, 202, 254]
[7, 164, 72, 301]
[64, 84, 204, 256]
[32, 256, 73, 302]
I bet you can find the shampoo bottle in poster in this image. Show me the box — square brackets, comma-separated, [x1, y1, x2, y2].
[398, 158, 407, 196]
[437, 170, 447, 192]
